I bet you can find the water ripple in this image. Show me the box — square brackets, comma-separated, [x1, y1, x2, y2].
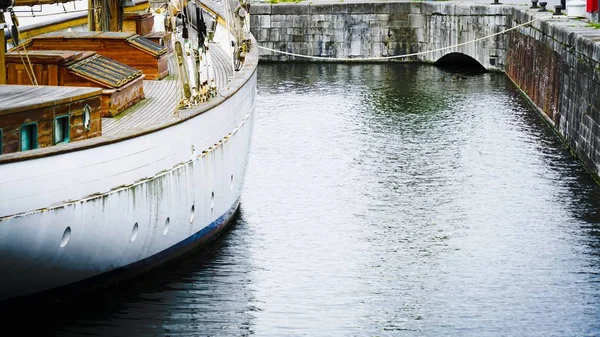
[12, 63, 600, 337]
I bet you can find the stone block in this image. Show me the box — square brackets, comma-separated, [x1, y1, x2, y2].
[292, 15, 311, 28]
[369, 20, 382, 29]
[270, 15, 287, 27]
[371, 42, 386, 57]
[291, 34, 306, 43]
[312, 20, 332, 29]
[250, 4, 271, 15]
[290, 27, 305, 36]
[359, 14, 378, 23]
[470, 4, 491, 16]
[414, 28, 424, 42]
[310, 4, 348, 15]
[409, 14, 425, 28]
[272, 3, 309, 15]
[250, 17, 260, 31]
[257, 28, 270, 42]
[390, 12, 410, 22]
[257, 15, 271, 28]
[311, 14, 326, 22]
[390, 20, 410, 28]
[411, 3, 422, 14]
[441, 3, 456, 15]
[269, 29, 281, 42]
[369, 2, 394, 15]
[421, 3, 443, 15]
[384, 2, 413, 15]
[455, 4, 471, 16]
[347, 15, 369, 29]
[347, 3, 376, 15]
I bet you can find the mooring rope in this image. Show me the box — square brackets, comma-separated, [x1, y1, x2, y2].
[15, 7, 101, 18]
[258, 16, 543, 61]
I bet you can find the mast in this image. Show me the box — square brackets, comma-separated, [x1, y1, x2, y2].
[0, 0, 12, 85]
[87, 0, 95, 30]
[92, 0, 125, 32]
[0, 11, 5, 84]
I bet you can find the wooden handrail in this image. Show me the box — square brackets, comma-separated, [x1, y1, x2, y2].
[14, 0, 74, 6]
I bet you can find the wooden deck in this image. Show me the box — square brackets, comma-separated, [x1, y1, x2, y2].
[102, 41, 234, 136]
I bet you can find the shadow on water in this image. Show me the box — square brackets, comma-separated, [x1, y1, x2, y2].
[434, 52, 488, 74]
[0, 208, 256, 337]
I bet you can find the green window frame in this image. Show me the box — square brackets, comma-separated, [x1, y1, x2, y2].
[54, 115, 70, 145]
[20, 123, 38, 151]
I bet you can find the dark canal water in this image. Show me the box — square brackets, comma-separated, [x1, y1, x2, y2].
[14, 63, 600, 336]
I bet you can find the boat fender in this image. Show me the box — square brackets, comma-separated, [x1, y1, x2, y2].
[183, 39, 197, 99]
[152, 8, 167, 33]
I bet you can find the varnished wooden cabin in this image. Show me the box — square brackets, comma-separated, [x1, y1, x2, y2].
[123, 11, 155, 36]
[22, 31, 169, 80]
[0, 0, 178, 155]
[5, 50, 146, 118]
[0, 85, 102, 155]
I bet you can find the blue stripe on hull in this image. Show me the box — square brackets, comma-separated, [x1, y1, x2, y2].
[0, 199, 241, 306]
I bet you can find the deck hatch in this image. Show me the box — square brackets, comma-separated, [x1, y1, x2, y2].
[127, 35, 168, 57]
[68, 54, 143, 88]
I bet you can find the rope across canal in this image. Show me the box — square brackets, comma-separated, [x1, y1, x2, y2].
[257, 16, 543, 61]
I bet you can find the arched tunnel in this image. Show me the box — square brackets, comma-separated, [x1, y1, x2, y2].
[434, 53, 487, 73]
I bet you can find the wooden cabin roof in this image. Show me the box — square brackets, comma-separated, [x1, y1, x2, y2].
[5, 50, 94, 64]
[31, 31, 136, 40]
[0, 85, 102, 116]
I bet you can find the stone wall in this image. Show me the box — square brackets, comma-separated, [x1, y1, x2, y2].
[250, 1, 600, 179]
[508, 11, 600, 176]
[251, 2, 512, 70]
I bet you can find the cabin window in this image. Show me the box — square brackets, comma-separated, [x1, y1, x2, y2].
[20, 123, 38, 151]
[54, 115, 70, 144]
[83, 105, 91, 131]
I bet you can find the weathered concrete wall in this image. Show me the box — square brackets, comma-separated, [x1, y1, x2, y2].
[250, 1, 600, 179]
[251, 2, 511, 70]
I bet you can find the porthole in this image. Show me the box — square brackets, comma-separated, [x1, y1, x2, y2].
[83, 105, 91, 131]
[164, 217, 170, 235]
[59, 227, 71, 248]
[130, 223, 139, 242]
[190, 205, 195, 223]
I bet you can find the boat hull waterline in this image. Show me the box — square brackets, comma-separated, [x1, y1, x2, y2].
[0, 71, 257, 303]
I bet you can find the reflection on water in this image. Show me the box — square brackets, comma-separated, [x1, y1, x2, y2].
[8, 63, 600, 336]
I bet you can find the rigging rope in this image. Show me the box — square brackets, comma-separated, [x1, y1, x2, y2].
[258, 16, 542, 61]
[8, 11, 38, 85]
[16, 8, 97, 17]
[9, 32, 36, 85]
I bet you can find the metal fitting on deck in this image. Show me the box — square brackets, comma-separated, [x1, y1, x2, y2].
[530, 0, 539, 8]
[538, 1, 548, 11]
[554, 4, 564, 14]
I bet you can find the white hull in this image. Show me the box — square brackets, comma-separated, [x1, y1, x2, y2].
[0, 71, 257, 302]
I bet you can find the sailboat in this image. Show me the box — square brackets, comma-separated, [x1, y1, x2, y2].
[0, 0, 257, 303]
